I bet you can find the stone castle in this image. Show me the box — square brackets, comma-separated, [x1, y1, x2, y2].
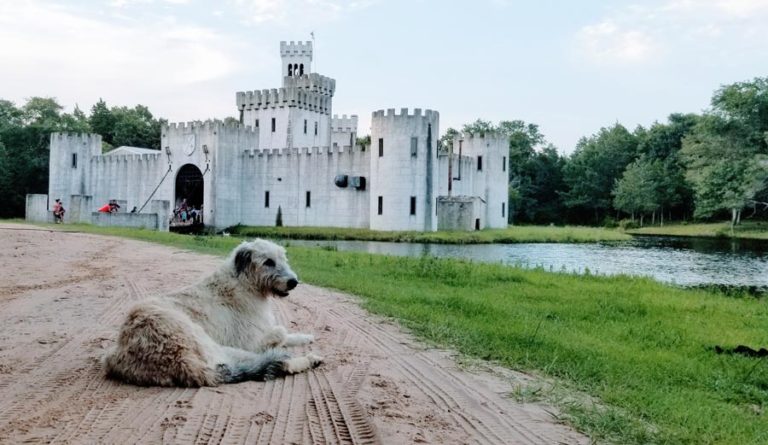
[39, 41, 509, 231]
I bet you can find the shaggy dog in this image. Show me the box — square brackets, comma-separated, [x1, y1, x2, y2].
[103, 239, 322, 387]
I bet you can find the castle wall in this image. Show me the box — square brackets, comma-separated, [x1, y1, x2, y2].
[236, 145, 369, 229]
[370, 108, 439, 231]
[436, 134, 509, 229]
[48, 133, 101, 214]
[89, 150, 166, 215]
[331, 114, 358, 151]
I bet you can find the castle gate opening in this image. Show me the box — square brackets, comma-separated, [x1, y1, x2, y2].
[174, 164, 204, 225]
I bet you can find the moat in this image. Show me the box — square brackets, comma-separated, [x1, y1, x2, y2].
[283, 236, 768, 291]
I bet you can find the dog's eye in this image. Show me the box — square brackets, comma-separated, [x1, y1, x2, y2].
[263, 259, 276, 268]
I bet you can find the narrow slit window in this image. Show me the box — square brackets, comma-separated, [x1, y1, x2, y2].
[477, 156, 483, 171]
[314, 121, 318, 136]
[306, 191, 311, 208]
[502, 202, 505, 218]
[410, 196, 416, 215]
[265, 191, 270, 208]
[255, 119, 259, 128]
[303, 119, 307, 134]
[503, 156, 506, 172]
[410, 137, 418, 157]
[71, 153, 77, 168]
[378, 138, 384, 157]
[377, 196, 383, 215]
[271, 118, 276, 132]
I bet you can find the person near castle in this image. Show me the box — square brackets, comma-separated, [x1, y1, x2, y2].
[52, 199, 65, 223]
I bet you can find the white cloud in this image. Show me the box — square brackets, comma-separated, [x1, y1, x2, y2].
[574, 0, 768, 66]
[0, 1, 242, 117]
[577, 20, 658, 64]
[230, 0, 376, 25]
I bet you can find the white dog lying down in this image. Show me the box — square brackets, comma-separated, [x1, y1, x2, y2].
[103, 239, 322, 387]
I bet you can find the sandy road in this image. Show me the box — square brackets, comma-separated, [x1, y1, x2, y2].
[0, 223, 587, 444]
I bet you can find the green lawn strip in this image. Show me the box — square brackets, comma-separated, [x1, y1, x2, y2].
[628, 221, 768, 240]
[229, 224, 631, 244]
[20, 223, 768, 444]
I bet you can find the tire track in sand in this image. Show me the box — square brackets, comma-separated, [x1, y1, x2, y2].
[323, 304, 574, 445]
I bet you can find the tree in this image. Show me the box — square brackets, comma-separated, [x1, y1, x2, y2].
[562, 124, 638, 223]
[461, 119, 495, 136]
[438, 128, 459, 154]
[613, 158, 660, 225]
[89, 99, 116, 144]
[681, 78, 768, 225]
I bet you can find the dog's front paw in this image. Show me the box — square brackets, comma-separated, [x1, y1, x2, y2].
[302, 334, 315, 344]
[262, 326, 288, 348]
[306, 353, 324, 368]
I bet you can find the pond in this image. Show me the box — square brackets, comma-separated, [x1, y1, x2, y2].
[283, 236, 768, 290]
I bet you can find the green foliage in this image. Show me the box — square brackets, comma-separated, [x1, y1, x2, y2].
[0, 97, 165, 218]
[681, 77, 768, 222]
[355, 134, 371, 150]
[229, 224, 630, 244]
[562, 124, 638, 223]
[88, 99, 163, 149]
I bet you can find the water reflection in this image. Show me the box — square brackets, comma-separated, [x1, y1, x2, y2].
[283, 236, 768, 288]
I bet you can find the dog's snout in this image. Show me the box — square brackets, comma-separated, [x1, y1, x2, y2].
[286, 278, 299, 290]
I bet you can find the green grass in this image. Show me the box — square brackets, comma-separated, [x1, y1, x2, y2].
[230, 224, 631, 244]
[16, 222, 768, 444]
[628, 221, 768, 240]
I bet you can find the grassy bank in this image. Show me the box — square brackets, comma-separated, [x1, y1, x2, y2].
[628, 221, 768, 240]
[230, 224, 631, 244]
[21, 223, 768, 444]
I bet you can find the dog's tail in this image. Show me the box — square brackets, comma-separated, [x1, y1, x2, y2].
[216, 349, 291, 384]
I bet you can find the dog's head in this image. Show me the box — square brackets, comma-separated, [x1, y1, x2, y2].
[230, 239, 299, 298]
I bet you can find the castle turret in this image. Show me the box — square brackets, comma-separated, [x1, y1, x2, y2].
[370, 108, 439, 231]
[281, 40, 312, 80]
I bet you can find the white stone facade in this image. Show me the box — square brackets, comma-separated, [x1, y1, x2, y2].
[46, 41, 508, 231]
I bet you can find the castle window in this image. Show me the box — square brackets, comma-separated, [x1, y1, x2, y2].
[71, 153, 77, 169]
[271, 118, 276, 132]
[475, 218, 480, 230]
[239, 109, 244, 124]
[303, 119, 307, 134]
[255, 119, 259, 128]
[477, 156, 483, 171]
[265, 191, 270, 208]
[410, 196, 416, 215]
[306, 191, 311, 208]
[410, 137, 418, 158]
[300, 64, 304, 75]
[503, 156, 506, 172]
[378, 138, 384, 157]
[314, 121, 318, 136]
[377, 196, 383, 215]
[502, 202, 505, 218]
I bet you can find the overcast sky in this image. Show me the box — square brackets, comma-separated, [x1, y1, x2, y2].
[1, 0, 767, 152]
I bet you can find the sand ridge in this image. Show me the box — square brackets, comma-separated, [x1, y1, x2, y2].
[0, 223, 587, 444]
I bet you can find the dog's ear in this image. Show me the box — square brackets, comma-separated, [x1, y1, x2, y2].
[235, 247, 252, 276]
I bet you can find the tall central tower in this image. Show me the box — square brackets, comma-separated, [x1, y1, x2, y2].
[281, 41, 312, 80]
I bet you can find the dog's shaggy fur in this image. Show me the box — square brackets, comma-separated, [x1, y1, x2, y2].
[103, 239, 322, 387]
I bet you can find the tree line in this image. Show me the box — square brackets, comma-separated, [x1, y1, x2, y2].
[445, 77, 768, 228]
[0, 98, 164, 218]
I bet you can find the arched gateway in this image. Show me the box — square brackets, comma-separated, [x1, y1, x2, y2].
[174, 164, 204, 225]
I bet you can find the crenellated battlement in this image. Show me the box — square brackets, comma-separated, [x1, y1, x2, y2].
[51, 132, 103, 142]
[164, 120, 258, 135]
[240, 142, 366, 159]
[235, 87, 331, 114]
[331, 114, 358, 132]
[371, 108, 439, 120]
[280, 40, 312, 57]
[282, 73, 335, 96]
[91, 152, 162, 164]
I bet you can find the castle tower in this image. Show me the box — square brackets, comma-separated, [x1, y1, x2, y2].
[370, 108, 439, 231]
[281, 41, 312, 81]
[48, 132, 102, 214]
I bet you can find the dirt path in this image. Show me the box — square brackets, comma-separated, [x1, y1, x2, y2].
[0, 223, 587, 444]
